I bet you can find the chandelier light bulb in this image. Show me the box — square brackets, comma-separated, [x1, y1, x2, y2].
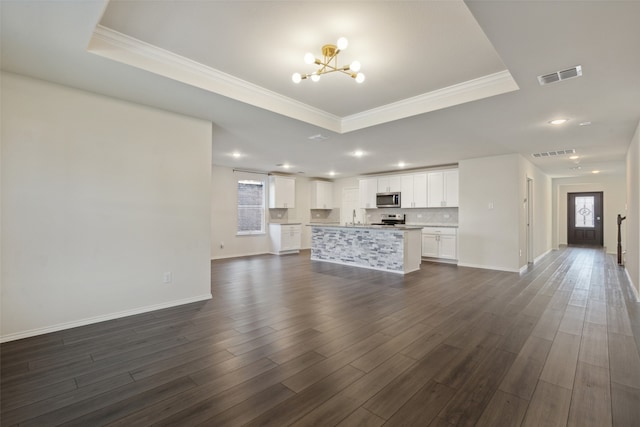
[336, 37, 348, 50]
[292, 72, 302, 83]
[349, 60, 361, 72]
[304, 52, 315, 64]
[311, 73, 321, 82]
[355, 73, 365, 83]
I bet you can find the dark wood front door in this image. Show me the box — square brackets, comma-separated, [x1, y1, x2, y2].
[568, 192, 603, 246]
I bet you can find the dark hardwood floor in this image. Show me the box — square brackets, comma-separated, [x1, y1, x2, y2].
[2, 246, 640, 426]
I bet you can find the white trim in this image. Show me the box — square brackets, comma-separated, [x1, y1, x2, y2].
[534, 248, 553, 264]
[88, 26, 342, 132]
[624, 267, 640, 302]
[341, 70, 519, 133]
[0, 294, 212, 343]
[87, 26, 519, 134]
[212, 251, 269, 260]
[457, 262, 520, 273]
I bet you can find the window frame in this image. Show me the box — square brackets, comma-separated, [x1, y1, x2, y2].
[236, 178, 266, 236]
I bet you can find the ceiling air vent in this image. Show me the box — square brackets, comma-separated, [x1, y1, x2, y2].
[308, 134, 329, 142]
[537, 65, 582, 86]
[531, 149, 576, 158]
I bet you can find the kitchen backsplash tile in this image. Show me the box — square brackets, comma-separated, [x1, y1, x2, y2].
[269, 208, 289, 223]
[366, 207, 458, 225]
[310, 208, 340, 223]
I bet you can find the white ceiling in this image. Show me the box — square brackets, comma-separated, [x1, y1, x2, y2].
[2, 1, 640, 179]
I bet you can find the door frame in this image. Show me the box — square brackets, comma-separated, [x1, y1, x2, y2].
[567, 191, 604, 246]
[526, 178, 534, 263]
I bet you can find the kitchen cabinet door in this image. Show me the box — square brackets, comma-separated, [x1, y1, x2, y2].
[427, 170, 458, 207]
[400, 173, 427, 208]
[269, 224, 301, 254]
[439, 234, 457, 259]
[311, 181, 333, 209]
[359, 178, 377, 209]
[400, 175, 415, 208]
[443, 170, 459, 207]
[427, 172, 445, 207]
[377, 176, 402, 193]
[413, 173, 428, 208]
[269, 176, 295, 208]
[421, 234, 439, 258]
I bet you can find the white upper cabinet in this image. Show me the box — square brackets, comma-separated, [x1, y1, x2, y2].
[377, 176, 402, 193]
[358, 178, 378, 209]
[269, 176, 295, 208]
[310, 180, 333, 209]
[400, 173, 427, 208]
[427, 169, 459, 208]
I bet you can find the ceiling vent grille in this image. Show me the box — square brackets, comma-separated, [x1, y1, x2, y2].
[537, 65, 582, 86]
[308, 134, 329, 142]
[531, 148, 575, 158]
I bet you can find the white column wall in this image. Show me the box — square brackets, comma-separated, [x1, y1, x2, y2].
[1, 73, 212, 341]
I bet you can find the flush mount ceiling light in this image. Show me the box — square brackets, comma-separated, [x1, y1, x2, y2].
[292, 37, 365, 84]
[549, 118, 568, 125]
[353, 150, 364, 158]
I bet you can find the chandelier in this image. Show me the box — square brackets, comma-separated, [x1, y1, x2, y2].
[292, 37, 365, 84]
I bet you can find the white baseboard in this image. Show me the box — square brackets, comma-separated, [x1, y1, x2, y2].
[534, 249, 553, 264]
[624, 267, 640, 302]
[0, 294, 212, 343]
[211, 251, 268, 260]
[456, 262, 520, 273]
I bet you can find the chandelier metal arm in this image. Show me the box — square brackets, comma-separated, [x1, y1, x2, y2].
[292, 39, 364, 83]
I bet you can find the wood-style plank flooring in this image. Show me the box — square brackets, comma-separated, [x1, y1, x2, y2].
[2, 246, 640, 426]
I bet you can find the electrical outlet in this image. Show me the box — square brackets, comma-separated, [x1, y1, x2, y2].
[417, 214, 423, 218]
[163, 272, 172, 283]
[444, 214, 450, 219]
[277, 213, 282, 218]
[488, 202, 494, 210]
[519, 250, 522, 257]
[220, 241, 224, 249]
[315, 213, 320, 217]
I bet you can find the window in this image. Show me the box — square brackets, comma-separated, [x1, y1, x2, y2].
[574, 195, 595, 228]
[237, 179, 265, 234]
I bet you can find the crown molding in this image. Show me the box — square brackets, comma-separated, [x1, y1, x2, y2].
[88, 25, 518, 134]
[88, 25, 343, 132]
[340, 70, 519, 133]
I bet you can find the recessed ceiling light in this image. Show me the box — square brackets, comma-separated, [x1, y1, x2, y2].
[549, 119, 568, 125]
[570, 166, 582, 170]
[282, 163, 291, 169]
[353, 150, 364, 158]
[328, 171, 336, 177]
[398, 162, 406, 168]
[231, 151, 242, 158]
[592, 170, 600, 174]
[579, 121, 592, 126]
[569, 155, 579, 160]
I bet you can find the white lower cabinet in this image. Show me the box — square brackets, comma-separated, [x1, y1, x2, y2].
[269, 224, 301, 255]
[422, 227, 457, 261]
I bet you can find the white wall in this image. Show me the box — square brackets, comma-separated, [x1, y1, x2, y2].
[552, 174, 626, 254]
[519, 157, 553, 265]
[210, 165, 312, 257]
[1, 73, 213, 341]
[458, 154, 521, 272]
[625, 120, 640, 299]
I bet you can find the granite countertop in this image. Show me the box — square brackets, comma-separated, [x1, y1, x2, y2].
[308, 224, 424, 230]
[407, 223, 459, 228]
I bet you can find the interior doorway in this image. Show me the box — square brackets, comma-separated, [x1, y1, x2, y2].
[526, 178, 534, 263]
[567, 192, 604, 246]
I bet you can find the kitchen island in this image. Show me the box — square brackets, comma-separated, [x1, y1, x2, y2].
[309, 224, 423, 274]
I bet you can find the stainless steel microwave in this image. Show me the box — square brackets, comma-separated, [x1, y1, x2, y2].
[376, 192, 401, 208]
